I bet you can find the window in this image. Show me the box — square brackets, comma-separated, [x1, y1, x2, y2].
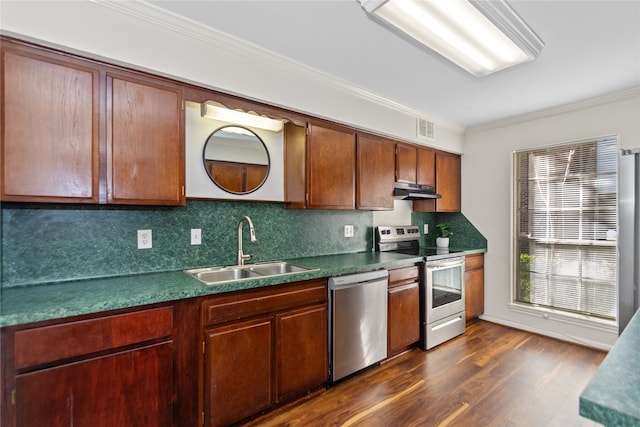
[513, 138, 617, 320]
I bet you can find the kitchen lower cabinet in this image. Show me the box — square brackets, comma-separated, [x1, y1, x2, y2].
[201, 280, 328, 426]
[465, 253, 485, 322]
[15, 342, 173, 427]
[1, 306, 175, 427]
[204, 317, 273, 427]
[387, 265, 421, 356]
[276, 304, 328, 402]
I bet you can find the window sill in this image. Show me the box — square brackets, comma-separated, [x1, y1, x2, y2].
[508, 302, 618, 334]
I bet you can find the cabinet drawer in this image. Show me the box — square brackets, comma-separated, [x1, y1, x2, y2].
[203, 280, 327, 326]
[389, 265, 419, 285]
[14, 306, 173, 369]
[465, 253, 485, 271]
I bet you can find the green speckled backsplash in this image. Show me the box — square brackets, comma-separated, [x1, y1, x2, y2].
[2, 200, 371, 287]
[412, 211, 487, 249]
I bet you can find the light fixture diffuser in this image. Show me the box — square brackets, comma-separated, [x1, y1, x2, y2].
[201, 101, 284, 132]
[359, 0, 543, 77]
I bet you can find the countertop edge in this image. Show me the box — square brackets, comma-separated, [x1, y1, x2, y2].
[1, 252, 426, 327]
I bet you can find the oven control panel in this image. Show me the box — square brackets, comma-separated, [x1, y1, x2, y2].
[376, 225, 420, 243]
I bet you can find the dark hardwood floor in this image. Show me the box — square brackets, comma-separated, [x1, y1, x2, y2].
[251, 320, 606, 427]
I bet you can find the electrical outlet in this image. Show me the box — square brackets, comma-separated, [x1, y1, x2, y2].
[137, 229, 152, 249]
[191, 228, 201, 245]
[424, 224, 429, 234]
[344, 224, 354, 238]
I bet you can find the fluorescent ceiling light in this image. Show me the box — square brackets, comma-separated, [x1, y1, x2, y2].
[359, 0, 544, 77]
[201, 101, 284, 132]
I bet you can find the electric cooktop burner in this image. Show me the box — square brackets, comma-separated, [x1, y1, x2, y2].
[375, 225, 464, 261]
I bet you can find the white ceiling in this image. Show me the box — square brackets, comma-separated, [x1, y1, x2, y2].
[148, 0, 640, 128]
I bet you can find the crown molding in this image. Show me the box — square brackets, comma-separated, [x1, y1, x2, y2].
[466, 86, 640, 135]
[92, 0, 464, 133]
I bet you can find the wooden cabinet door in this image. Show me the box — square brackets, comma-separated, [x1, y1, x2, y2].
[395, 144, 417, 184]
[276, 304, 328, 402]
[388, 282, 420, 355]
[14, 342, 173, 427]
[108, 73, 184, 205]
[1, 45, 100, 203]
[356, 133, 395, 210]
[204, 317, 273, 427]
[307, 123, 356, 209]
[416, 148, 435, 187]
[465, 254, 485, 322]
[435, 152, 461, 212]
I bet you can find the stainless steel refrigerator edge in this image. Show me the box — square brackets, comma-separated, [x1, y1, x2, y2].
[618, 148, 640, 333]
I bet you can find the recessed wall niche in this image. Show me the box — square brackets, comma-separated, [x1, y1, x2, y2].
[185, 101, 285, 201]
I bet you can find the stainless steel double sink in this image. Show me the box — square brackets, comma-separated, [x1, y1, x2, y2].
[185, 261, 318, 286]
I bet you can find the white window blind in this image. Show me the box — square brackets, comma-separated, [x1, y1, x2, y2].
[514, 138, 617, 320]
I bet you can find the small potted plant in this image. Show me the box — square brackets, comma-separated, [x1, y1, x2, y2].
[435, 223, 453, 248]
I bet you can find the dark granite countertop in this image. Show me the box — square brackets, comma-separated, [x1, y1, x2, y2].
[0, 251, 425, 327]
[580, 309, 640, 426]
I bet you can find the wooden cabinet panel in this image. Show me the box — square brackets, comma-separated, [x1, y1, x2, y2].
[387, 265, 421, 356]
[108, 74, 184, 205]
[395, 144, 417, 184]
[246, 163, 269, 190]
[307, 123, 356, 209]
[14, 341, 173, 427]
[434, 152, 461, 212]
[202, 280, 328, 425]
[388, 283, 420, 355]
[356, 133, 395, 210]
[414, 151, 461, 212]
[15, 307, 173, 369]
[416, 148, 435, 187]
[276, 304, 328, 402]
[1, 45, 99, 203]
[205, 318, 273, 427]
[202, 280, 327, 326]
[465, 253, 485, 322]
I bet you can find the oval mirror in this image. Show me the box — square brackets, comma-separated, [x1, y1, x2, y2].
[202, 126, 270, 194]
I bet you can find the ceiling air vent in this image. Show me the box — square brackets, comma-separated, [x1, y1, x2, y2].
[416, 118, 435, 141]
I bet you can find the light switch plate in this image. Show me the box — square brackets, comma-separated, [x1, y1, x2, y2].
[424, 224, 429, 234]
[191, 228, 201, 245]
[137, 229, 152, 249]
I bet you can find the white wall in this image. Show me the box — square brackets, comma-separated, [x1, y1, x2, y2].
[463, 89, 640, 350]
[0, 0, 464, 153]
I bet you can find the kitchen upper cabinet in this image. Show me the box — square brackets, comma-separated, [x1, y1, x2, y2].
[4, 306, 175, 427]
[356, 133, 395, 210]
[387, 265, 421, 356]
[396, 144, 417, 184]
[414, 151, 461, 212]
[108, 73, 185, 205]
[285, 122, 356, 209]
[1, 43, 100, 203]
[0, 38, 185, 206]
[395, 144, 436, 187]
[465, 253, 485, 322]
[201, 280, 328, 426]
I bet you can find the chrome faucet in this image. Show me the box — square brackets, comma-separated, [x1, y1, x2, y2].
[237, 216, 257, 266]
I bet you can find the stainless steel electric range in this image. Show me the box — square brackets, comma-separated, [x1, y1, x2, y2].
[376, 225, 466, 350]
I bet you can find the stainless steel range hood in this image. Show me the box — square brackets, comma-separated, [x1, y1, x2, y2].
[393, 182, 441, 200]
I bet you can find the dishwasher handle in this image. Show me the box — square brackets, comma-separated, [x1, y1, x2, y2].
[328, 269, 388, 289]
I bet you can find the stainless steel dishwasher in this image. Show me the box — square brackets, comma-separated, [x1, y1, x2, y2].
[329, 269, 388, 382]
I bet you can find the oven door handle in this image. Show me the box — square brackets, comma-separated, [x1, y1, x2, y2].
[427, 257, 465, 269]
